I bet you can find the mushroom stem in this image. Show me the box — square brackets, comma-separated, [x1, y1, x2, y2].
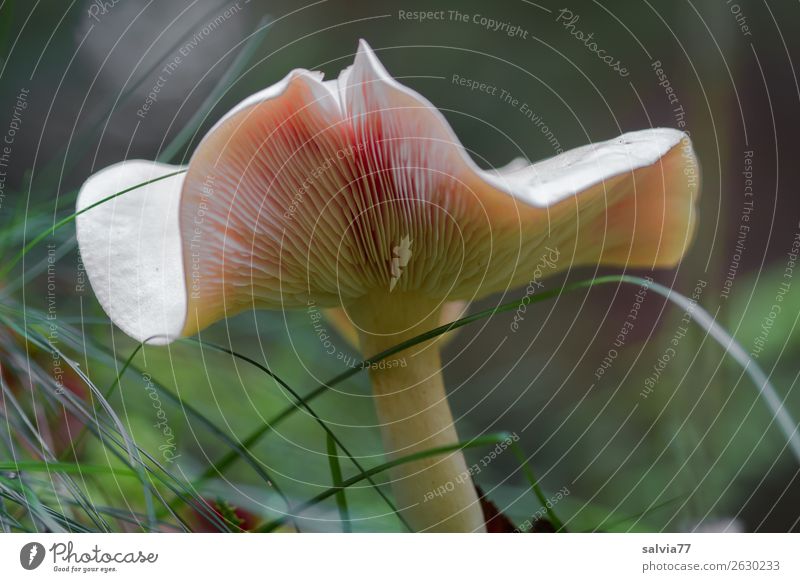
[350, 293, 486, 533]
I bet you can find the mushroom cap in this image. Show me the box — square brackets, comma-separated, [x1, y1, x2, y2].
[76, 40, 699, 344]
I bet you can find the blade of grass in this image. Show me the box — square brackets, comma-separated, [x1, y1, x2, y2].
[635, 275, 800, 463]
[13, 320, 159, 527]
[1, 234, 76, 294]
[592, 494, 685, 532]
[0, 495, 24, 532]
[0, 187, 47, 253]
[31, 1, 238, 196]
[0, 482, 94, 533]
[259, 432, 514, 532]
[4, 313, 227, 531]
[149, 372, 292, 498]
[1, 170, 186, 278]
[1, 318, 220, 531]
[213, 275, 800, 475]
[59, 343, 145, 461]
[0, 461, 138, 478]
[63, 501, 182, 532]
[326, 433, 350, 533]
[509, 442, 564, 531]
[0, 359, 109, 530]
[158, 15, 272, 163]
[187, 339, 410, 531]
[13, 313, 236, 531]
[206, 281, 600, 479]
[0, 474, 65, 532]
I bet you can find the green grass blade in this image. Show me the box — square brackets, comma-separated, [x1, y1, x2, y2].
[0, 461, 138, 478]
[1, 170, 186, 278]
[187, 338, 410, 531]
[1, 314, 219, 531]
[10, 320, 159, 527]
[592, 494, 685, 532]
[58, 343, 145, 461]
[259, 432, 513, 532]
[0, 475, 65, 532]
[158, 15, 272, 163]
[3, 312, 227, 531]
[509, 442, 565, 531]
[30, 1, 237, 195]
[207, 282, 597, 479]
[128, 368, 292, 505]
[628, 275, 800, 463]
[326, 433, 350, 532]
[35, 322, 236, 531]
[216, 274, 800, 476]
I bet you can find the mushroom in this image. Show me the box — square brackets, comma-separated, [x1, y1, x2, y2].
[76, 40, 699, 532]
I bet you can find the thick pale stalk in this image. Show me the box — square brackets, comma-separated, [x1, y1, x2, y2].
[349, 293, 485, 533]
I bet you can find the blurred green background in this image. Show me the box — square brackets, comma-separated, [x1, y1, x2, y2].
[0, 0, 798, 532]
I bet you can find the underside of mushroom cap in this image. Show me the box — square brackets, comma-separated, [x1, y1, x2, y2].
[76, 40, 699, 344]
